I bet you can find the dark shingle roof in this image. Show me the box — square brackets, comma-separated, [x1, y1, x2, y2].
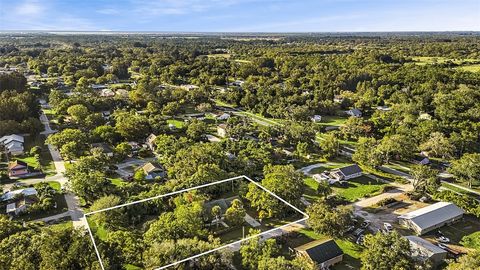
[338, 164, 362, 176]
[296, 239, 343, 264]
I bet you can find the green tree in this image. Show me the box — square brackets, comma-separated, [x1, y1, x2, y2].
[449, 153, 480, 188]
[89, 195, 125, 229]
[410, 164, 439, 194]
[361, 231, 415, 270]
[225, 199, 246, 226]
[419, 132, 455, 159]
[306, 200, 353, 237]
[211, 205, 222, 228]
[143, 238, 232, 270]
[67, 104, 90, 126]
[240, 229, 279, 270]
[319, 133, 339, 159]
[353, 137, 383, 167]
[246, 165, 305, 218]
[186, 119, 208, 141]
[114, 142, 132, 160]
[446, 251, 480, 270]
[316, 180, 333, 198]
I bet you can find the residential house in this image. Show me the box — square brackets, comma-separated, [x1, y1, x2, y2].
[142, 162, 166, 180]
[405, 236, 447, 268]
[331, 164, 363, 181]
[311, 115, 322, 123]
[229, 80, 245, 87]
[146, 134, 157, 151]
[1, 187, 38, 201]
[181, 84, 199, 91]
[216, 112, 231, 121]
[412, 155, 430, 165]
[418, 113, 432, 121]
[8, 160, 30, 177]
[91, 143, 114, 157]
[217, 124, 227, 138]
[91, 84, 108, 90]
[376, 105, 392, 111]
[101, 110, 111, 120]
[2, 187, 38, 216]
[100, 88, 115, 97]
[295, 239, 344, 269]
[398, 202, 464, 235]
[115, 89, 129, 98]
[333, 95, 344, 103]
[346, 108, 362, 117]
[0, 134, 25, 155]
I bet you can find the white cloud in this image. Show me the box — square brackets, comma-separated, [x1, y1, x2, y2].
[14, 0, 45, 16]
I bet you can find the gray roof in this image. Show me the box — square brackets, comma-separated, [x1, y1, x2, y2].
[338, 164, 362, 176]
[349, 108, 362, 115]
[405, 236, 447, 255]
[399, 202, 464, 230]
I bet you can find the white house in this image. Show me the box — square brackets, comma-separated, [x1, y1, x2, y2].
[331, 164, 363, 181]
[0, 134, 25, 155]
[216, 113, 231, 121]
[346, 108, 362, 117]
[311, 115, 322, 123]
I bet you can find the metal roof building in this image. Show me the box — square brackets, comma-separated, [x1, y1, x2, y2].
[405, 236, 447, 267]
[398, 202, 464, 235]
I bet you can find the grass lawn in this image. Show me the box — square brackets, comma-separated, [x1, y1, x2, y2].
[167, 119, 185, 128]
[109, 177, 127, 187]
[316, 115, 348, 127]
[460, 231, 480, 251]
[332, 176, 387, 202]
[18, 135, 56, 176]
[46, 181, 62, 191]
[124, 264, 142, 270]
[303, 177, 321, 202]
[457, 64, 480, 73]
[88, 218, 110, 241]
[441, 183, 480, 200]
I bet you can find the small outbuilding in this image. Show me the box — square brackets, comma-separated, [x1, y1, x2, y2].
[295, 239, 344, 269]
[398, 202, 464, 235]
[142, 162, 166, 180]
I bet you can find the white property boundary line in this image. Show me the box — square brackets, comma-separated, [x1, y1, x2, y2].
[84, 175, 308, 270]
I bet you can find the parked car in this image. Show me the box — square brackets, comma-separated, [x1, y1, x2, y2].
[383, 222, 393, 232]
[356, 234, 365, 245]
[361, 220, 371, 228]
[353, 228, 365, 237]
[436, 236, 450, 243]
[344, 225, 355, 233]
[437, 243, 448, 250]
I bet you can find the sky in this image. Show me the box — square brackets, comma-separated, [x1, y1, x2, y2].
[0, 0, 479, 32]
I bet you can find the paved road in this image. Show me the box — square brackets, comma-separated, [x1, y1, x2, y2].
[39, 106, 86, 229]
